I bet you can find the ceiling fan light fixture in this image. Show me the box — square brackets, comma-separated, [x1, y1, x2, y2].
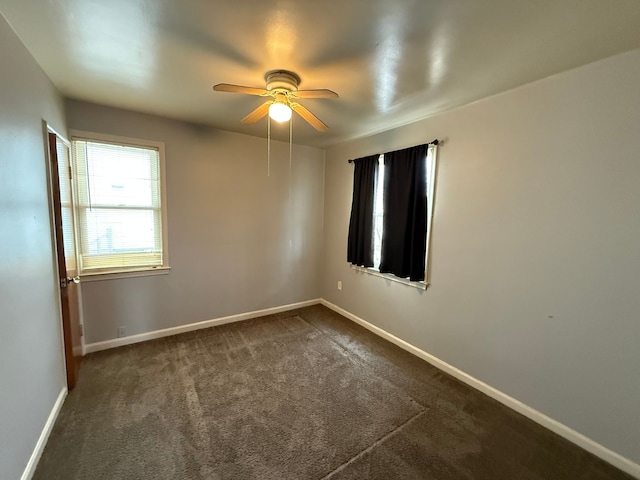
[213, 70, 335, 130]
[269, 102, 292, 122]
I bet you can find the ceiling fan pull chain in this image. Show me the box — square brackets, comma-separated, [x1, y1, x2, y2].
[267, 116, 271, 177]
[289, 114, 293, 206]
[289, 114, 293, 249]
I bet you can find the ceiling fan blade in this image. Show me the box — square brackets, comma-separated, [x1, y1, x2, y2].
[213, 83, 268, 96]
[291, 103, 329, 131]
[293, 89, 339, 99]
[241, 102, 271, 124]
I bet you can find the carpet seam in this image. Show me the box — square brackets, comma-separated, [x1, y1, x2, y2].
[319, 408, 428, 480]
[298, 316, 429, 409]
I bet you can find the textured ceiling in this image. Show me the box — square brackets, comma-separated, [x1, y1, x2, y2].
[2, 0, 640, 147]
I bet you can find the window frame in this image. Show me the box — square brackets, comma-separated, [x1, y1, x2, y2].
[350, 143, 439, 290]
[69, 130, 170, 281]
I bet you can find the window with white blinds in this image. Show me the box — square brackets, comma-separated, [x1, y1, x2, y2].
[72, 136, 167, 274]
[55, 136, 77, 272]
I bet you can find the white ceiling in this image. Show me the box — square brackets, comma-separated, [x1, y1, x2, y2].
[2, 0, 640, 147]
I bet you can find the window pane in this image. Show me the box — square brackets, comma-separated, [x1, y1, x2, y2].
[72, 137, 165, 273]
[80, 207, 160, 255]
[55, 138, 77, 270]
[61, 207, 76, 264]
[85, 143, 158, 207]
[372, 147, 433, 279]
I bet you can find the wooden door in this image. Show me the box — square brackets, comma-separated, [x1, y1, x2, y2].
[48, 132, 83, 389]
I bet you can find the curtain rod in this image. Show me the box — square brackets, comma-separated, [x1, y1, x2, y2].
[348, 139, 439, 163]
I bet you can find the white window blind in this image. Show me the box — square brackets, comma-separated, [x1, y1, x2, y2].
[72, 139, 164, 273]
[56, 137, 77, 271]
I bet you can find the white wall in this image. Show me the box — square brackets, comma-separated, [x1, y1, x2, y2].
[322, 49, 640, 464]
[65, 100, 325, 344]
[0, 14, 68, 480]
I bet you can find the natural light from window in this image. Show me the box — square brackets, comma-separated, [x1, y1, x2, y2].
[73, 136, 167, 274]
[83, 144, 157, 255]
[373, 154, 385, 269]
[370, 146, 436, 281]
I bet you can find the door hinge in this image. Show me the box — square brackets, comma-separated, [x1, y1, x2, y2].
[79, 324, 84, 337]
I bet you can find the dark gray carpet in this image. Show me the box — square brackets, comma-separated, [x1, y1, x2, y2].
[34, 305, 634, 479]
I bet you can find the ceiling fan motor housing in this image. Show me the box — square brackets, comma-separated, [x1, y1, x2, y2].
[265, 70, 300, 92]
[212, 69, 332, 130]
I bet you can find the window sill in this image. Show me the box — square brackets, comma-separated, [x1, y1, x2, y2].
[349, 264, 429, 290]
[80, 266, 171, 282]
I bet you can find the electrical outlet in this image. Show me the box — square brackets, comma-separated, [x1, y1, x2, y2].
[117, 326, 127, 338]
[337, 281, 342, 291]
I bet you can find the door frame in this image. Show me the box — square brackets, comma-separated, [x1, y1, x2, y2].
[43, 121, 85, 388]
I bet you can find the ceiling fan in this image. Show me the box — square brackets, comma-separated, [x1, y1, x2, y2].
[213, 70, 338, 131]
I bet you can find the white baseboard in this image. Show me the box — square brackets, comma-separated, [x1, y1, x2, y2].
[84, 299, 322, 354]
[80, 296, 639, 477]
[320, 299, 640, 479]
[21, 387, 67, 480]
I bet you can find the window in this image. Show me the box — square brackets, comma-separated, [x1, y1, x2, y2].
[71, 132, 168, 276]
[348, 142, 438, 288]
[53, 134, 77, 272]
[372, 154, 384, 268]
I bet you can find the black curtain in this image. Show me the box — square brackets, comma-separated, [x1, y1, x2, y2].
[379, 144, 428, 281]
[347, 155, 379, 267]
